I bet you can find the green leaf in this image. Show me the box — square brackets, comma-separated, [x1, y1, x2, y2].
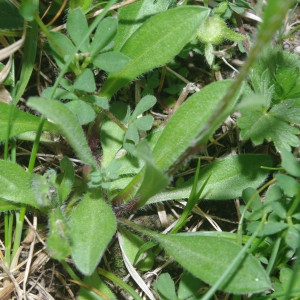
[0, 198, 20, 212]
[281, 148, 300, 177]
[134, 115, 154, 131]
[152, 80, 240, 172]
[68, 191, 116, 275]
[67, 7, 90, 52]
[114, 0, 170, 51]
[48, 32, 76, 70]
[0, 102, 59, 141]
[0, 160, 40, 209]
[27, 97, 98, 169]
[100, 6, 210, 98]
[56, 157, 75, 202]
[47, 207, 71, 260]
[154, 273, 177, 300]
[74, 68, 96, 93]
[275, 174, 300, 198]
[177, 271, 203, 300]
[119, 227, 154, 271]
[65, 100, 96, 125]
[0, 0, 23, 30]
[285, 226, 300, 249]
[148, 154, 272, 203]
[130, 95, 156, 120]
[90, 17, 117, 57]
[78, 271, 116, 300]
[140, 230, 271, 294]
[93, 51, 131, 73]
[237, 108, 300, 152]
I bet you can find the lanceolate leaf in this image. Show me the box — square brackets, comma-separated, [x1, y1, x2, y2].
[154, 233, 271, 294]
[27, 97, 98, 169]
[100, 6, 210, 98]
[148, 154, 272, 203]
[68, 191, 116, 275]
[152, 80, 240, 172]
[0, 102, 59, 141]
[121, 221, 271, 294]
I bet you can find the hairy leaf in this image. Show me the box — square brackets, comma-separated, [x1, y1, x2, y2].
[69, 192, 116, 275]
[27, 97, 98, 169]
[100, 6, 210, 98]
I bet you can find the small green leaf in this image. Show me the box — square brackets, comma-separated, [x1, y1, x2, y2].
[74, 68, 96, 93]
[134, 115, 154, 131]
[177, 271, 204, 300]
[90, 17, 117, 56]
[48, 32, 76, 69]
[285, 226, 300, 249]
[93, 51, 131, 73]
[275, 174, 300, 198]
[281, 148, 300, 177]
[69, 191, 116, 275]
[67, 7, 90, 52]
[100, 6, 210, 98]
[27, 97, 98, 169]
[0, 102, 59, 141]
[47, 207, 70, 260]
[154, 273, 177, 300]
[65, 100, 96, 125]
[130, 95, 156, 120]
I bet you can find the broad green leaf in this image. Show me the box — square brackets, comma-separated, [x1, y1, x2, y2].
[114, 0, 170, 51]
[134, 115, 153, 131]
[148, 154, 272, 203]
[93, 51, 131, 73]
[0, 102, 59, 141]
[100, 6, 210, 98]
[149, 232, 271, 294]
[27, 97, 98, 169]
[47, 207, 70, 260]
[65, 100, 96, 125]
[152, 80, 240, 172]
[0, 160, 40, 209]
[68, 191, 116, 275]
[67, 7, 90, 52]
[74, 68, 96, 93]
[90, 17, 117, 57]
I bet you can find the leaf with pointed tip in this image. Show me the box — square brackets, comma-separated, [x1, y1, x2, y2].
[27, 97, 98, 169]
[100, 6, 210, 98]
